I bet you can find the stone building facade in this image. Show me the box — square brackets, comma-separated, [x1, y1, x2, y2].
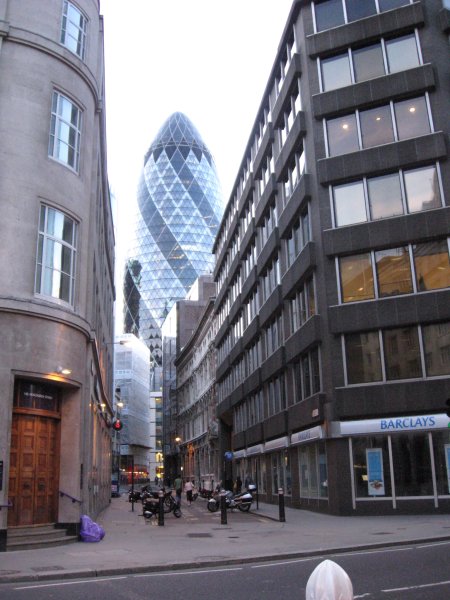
[0, 0, 114, 548]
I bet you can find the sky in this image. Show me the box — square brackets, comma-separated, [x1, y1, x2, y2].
[100, 0, 293, 327]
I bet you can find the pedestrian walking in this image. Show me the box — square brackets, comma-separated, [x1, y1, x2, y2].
[174, 474, 182, 506]
[184, 479, 193, 505]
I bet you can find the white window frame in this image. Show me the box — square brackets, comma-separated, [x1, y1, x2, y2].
[49, 90, 82, 172]
[61, 0, 88, 60]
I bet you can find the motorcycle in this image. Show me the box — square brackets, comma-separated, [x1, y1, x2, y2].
[207, 484, 256, 513]
[128, 484, 150, 503]
[141, 486, 179, 514]
[142, 492, 181, 519]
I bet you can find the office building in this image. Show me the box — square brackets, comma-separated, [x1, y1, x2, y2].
[214, 0, 450, 515]
[0, 0, 115, 549]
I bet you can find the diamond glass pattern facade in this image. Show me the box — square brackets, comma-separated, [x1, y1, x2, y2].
[125, 112, 223, 371]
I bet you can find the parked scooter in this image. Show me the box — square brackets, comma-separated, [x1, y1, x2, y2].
[142, 493, 181, 519]
[128, 484, 150, 503]
[141, 486, 179, 514]
[207, 484, 256, 513]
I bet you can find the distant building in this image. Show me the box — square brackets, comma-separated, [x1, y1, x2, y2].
[175, 294, 219, 490]
[124, 112, 223, 390]
[114, 335, 153, 485]
[214, 0, 450, 515]
[161, 276, 216, 481]
[0, 0, 115, 549]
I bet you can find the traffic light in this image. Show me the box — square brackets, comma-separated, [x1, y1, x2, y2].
[445, 399, 450, 418]
[112, 419, 123, 431]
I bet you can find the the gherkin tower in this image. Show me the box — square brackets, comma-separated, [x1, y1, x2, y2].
[124, 112, 223, 378]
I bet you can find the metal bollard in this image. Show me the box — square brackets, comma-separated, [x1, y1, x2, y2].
[278, 487, 286, 522]
[220, 491, 227, 525]
[158, 489, 164, 526]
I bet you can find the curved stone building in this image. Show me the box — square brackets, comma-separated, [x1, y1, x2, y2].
[124, 112, 223, 370]
[0, 1, 114, 549]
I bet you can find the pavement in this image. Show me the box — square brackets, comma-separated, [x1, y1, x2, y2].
[0, 493, 449, 584]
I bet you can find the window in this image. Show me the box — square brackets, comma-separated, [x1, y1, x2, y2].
[35, 205, 77, 304]
[345, 321, 450, 385]
[367, 172, 403, 220]
[321, 54, 351, 92]
[375, 247, 413, 297]
[385, 34, 420, 73]
[353, 43, 384, 82]
[333, 181, 366, 226]
[326, 96, 431, 157]
[404, 166, 441, 213]
[326, 114, 359, 156]
[422, 322, 450, 377]
[49, 91, 82, 171]
[61, 1, 87, 59]
[314, 0, 411, 33]
[345, 331, 382, 384]
[320, 33, 420, 92]
[297, 347, 321, 399]
[360, 105, 394, 148]
[413, 240, 450, 292]
[331, 164, 443, 227]
[394, 96, 430, 140]
[340, 254, 374, 302]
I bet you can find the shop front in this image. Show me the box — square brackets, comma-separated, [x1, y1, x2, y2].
[333, 413, 450, 513]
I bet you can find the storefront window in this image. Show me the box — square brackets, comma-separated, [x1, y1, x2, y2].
[391, 433, 434, 496]
[298, 443, 327, 499]
[433, 431, 450, 495]
[352, 436, 392, 497]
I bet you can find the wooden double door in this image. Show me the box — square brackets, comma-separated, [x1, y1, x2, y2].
[8, 413, 60, 527]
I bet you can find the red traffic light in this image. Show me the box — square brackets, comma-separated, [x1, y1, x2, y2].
[112, 419, 123, 431]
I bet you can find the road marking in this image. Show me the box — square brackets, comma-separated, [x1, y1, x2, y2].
[15, 577, 127, 590]
[251, 557, 320, 568]
[134, 567, 243, 578]
[382, 580, 450, 593]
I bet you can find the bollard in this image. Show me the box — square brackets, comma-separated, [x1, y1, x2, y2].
[220, 491, 227, 525]
[305, 559, 353, 599]
[278, 487, 286, 522]
[158, 489, 164, 526]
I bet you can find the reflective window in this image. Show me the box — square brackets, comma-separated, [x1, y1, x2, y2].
[367, 172, 403, 220]
[321, 53, 351, 91]
[326, 114, 359, 156]
[391, 433, 434, 495]
[36, 205, 77, 304]
[353, 43, 384, 82]
[61, 0, 87, 59]
[346, 0, 377, 22]
[298, 442, 328, 499]
[379, 0, 410, 9]
[333, 181, 367, 226]
[394, 96, 430, 140]
[48, 91, 82, 171]
[422, 322, 450, 377]
[383, 326, 421, 380]
[433, 430, 450, 496]
[375, 247, 413, 297]
[340, 254, 374, 302]
[413, 240, 450, 292]
[404, 165, 441, 213]
[314, 0, 345, 32]
[385, 34, 420, 73]
[345, 331, 382, 384]
[360, 105, 394, 148]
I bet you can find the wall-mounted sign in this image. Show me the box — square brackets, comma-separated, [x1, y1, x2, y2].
[339, 414, 449, 436]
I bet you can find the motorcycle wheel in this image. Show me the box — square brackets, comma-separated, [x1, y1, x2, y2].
[163, 496, 174, 513]
[173, 507, 182, 518]
[238, 503, 251, 512]
[207, 501, 219, 512]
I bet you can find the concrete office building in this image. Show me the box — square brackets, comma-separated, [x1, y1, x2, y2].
[214, 0, 450, 515]
[0, 1, 115, 549]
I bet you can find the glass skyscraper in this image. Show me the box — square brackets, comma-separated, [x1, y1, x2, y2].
[124, 112, 223, 378]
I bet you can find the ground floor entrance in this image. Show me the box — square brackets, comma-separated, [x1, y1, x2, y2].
[7, 411, 60, 527]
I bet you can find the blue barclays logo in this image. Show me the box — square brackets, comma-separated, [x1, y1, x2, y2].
[380, 416, 436, 430]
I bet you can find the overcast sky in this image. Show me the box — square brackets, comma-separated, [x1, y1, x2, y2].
[100, 0, 293, 329]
